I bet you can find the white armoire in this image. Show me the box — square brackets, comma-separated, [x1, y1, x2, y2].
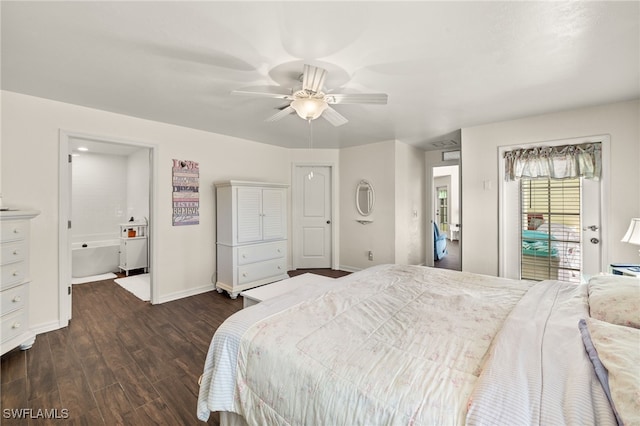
[215, 181, 289, 298]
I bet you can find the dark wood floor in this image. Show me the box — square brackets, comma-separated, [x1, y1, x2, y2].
[287, 268, 350, 279]
[1, 269, 347, 425]
[434, 239, 461, 270]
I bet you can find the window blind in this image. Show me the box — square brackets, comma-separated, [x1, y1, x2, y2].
[520, 177, 582, 283]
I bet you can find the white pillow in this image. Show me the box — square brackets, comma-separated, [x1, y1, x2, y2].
[586, 317, 640, 426]
[588, 275, 640, 328]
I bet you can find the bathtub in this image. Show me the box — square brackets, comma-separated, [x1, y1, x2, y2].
[72, 239, 120, 278]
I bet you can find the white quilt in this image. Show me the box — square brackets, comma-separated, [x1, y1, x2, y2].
[467, 280, 616, 425]
[198, 265, 533, 424]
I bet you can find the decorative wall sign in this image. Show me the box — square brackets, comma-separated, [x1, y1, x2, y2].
[172, 159, 199, 226]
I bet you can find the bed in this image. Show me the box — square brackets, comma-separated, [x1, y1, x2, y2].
[198, 264, 634, 425]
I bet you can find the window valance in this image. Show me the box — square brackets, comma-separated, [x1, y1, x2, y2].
[504, 142, 601, 181]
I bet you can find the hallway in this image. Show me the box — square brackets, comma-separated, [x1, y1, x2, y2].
[434, 239, 460, 270]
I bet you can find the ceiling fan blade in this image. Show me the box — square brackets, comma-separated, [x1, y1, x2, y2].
[231, 86, 292, 99]
[265, 105, 295, 122]
[302, 64, 327, 94]
[325, 93, 388, 105]
[321, 106, 348, 127]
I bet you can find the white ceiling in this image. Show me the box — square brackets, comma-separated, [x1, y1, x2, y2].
[2, 1, 638, 151]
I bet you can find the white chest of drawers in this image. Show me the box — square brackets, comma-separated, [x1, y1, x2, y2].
[1, 209, 40, 356]
[215, 181, 289, 298]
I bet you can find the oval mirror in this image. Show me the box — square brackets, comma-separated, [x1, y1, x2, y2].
[356, 180, 375, 216]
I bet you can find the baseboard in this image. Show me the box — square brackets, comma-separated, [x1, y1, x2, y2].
[341, 263, 426, 273]
[338, 265, 363, 273]
[32, 320, 65, 336]
[155, 283, 215, 304]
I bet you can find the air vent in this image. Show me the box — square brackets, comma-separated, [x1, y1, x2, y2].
[442, 150, 461, 161]
[430, 140, 458, 148]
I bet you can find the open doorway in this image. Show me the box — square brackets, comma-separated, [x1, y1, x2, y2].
[432, 164, 461, 271]
[59, 131, 156, 326]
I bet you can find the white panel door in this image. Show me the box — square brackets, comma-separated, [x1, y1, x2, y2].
[294, 166, 332, 268]
[581, 177, 603, 279]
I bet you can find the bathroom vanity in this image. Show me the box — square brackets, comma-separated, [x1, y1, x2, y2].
[119, 222, 148, 276]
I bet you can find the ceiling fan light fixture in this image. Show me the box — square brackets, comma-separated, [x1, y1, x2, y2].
[291, 97, 327, 121]
[235, 63, 386, 126]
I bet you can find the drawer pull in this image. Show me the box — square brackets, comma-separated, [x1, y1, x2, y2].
[12, 271, 20, 277]
[12, 322, 21, 329]
[242, 272, 248, 277]
[13, 228, 21, 234]
[277, 266, 282, 270]
[13, 249, 20, 255]
[12, 296, 22, 303]
[242, 254, 246, 258]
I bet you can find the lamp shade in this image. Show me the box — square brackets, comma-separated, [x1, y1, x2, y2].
[621, 218, 640, 246]
[291, 98, 327, 121]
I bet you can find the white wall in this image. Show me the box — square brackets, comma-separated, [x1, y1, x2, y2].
[461, 99, 640, 276]
[1, 90, 291, 331]
[289, 149, 339, 165]
[72, 152, 127, 243]
[339, 140, 426, 270]
[71, 147, 149, 245]
[340, 141, 396, 270]
[127, 148, 150, 222]
[394, 141, 425, 265]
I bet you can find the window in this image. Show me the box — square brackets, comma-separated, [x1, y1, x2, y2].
[437, 187, 448, 232]
[520, 177, 581, 283]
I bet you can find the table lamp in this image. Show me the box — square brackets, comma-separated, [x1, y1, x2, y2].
[620, 218, 640, 271]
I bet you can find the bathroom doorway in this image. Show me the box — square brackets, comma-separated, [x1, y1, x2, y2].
[59, 131, 156, 325]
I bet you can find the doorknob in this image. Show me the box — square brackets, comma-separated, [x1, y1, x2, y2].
[583, 225, 599, 231]
[590, 237, 600, 244]
[326, 220, 331, 224]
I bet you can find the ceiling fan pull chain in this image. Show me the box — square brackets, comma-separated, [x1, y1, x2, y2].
[307, 120, 314, 180]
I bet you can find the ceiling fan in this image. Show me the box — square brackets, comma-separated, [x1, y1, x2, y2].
[232, 64, 388, 126]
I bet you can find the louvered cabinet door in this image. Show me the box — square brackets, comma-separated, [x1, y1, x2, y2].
[262, 188, 286, 241]
[236, 187, 263, 244]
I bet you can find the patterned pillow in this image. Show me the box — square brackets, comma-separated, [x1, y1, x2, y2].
[588, 275, 640, 328]
[585, 317, 640, 426]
